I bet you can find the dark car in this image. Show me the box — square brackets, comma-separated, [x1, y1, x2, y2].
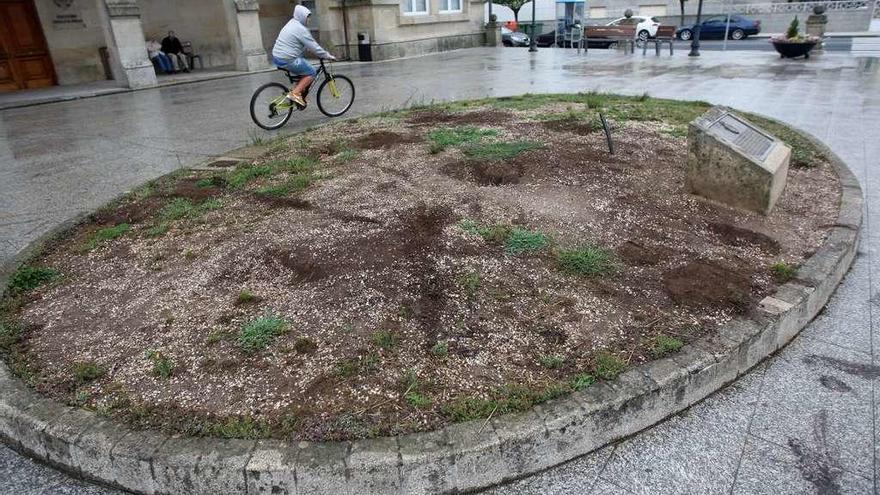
[535, 28, 618, 49]
[676, 15, 761, 41]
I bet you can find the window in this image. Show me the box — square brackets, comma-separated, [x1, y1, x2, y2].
[440, 0, 461, 12]
[402, 0, 429, 14]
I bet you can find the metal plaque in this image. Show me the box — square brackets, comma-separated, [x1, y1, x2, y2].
[706, 113, 774, 161]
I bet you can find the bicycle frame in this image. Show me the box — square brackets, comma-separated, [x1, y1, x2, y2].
[271, 60, 341, 111]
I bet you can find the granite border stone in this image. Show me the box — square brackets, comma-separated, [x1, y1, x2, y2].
[0, 113, 861, 494]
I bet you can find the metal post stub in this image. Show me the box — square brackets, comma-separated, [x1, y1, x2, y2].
[600, 112, 614, 155]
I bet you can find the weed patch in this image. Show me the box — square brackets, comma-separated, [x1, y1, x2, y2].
[238, 315, 287, 353]
[227, 164, 273, 189]
[82, 223, 129, 251]
[771, 261, 798, 283]
[427, 126, 497, 153]
[207, 415, 271, 439]
[145, 350, 173, 379]
[592, 351, 626, 380]
[504, 228, 549, 254]
[570, 373, 595, 391]
[8, 266, 58, 293]
[538, 355, 565, 369]
[651, 334, 683, 358]
[556, 245, 616, 276]
[372, 330, 397, 350]
[158, 198, 220, 222]
[71, 361, 104, 385]
[458, 271, 481, 298]
[431, 341, 448, 357]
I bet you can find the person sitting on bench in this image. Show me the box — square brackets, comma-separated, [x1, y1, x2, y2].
[146, 39, 172, 74]
[161, 30, 189, 73]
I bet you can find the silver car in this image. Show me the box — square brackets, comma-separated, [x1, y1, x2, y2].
[501, 26, 530, 47]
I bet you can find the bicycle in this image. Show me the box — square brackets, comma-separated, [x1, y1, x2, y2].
[249, 59, 355, 130]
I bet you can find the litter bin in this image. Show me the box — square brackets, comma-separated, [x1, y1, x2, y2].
[357, 32, 372, 62]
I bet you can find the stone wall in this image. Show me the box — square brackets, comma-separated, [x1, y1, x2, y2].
[32, 0, 106, 85]
[140, 0, 235, 68]
[318, 0, 486, 61]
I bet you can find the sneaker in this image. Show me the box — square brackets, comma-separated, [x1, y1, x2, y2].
[289, 93, 306, 108]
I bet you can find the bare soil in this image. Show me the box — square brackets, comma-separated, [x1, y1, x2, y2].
[5, 99, 840, 441]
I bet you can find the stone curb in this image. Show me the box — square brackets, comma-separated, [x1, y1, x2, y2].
[0, 118, 861, 495]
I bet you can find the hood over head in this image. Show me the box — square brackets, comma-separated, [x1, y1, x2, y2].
[293, 5, 311, 24]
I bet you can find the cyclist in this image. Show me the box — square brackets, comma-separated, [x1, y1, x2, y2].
[272, 5, 336, 108]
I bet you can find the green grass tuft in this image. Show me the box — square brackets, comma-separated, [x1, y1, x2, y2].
[71, 361, 104, 385]
[372, 330, 397, 350]
[227, 164, 273, 189]
[458, 271, 481, 297]
[504, 228, 549, 254]
[556, 245, 616, 277]
[157, 198, 220, 222]
[463, 141, 542, 161]
[570, 373, 596, 391]
[427, 126, 497, 153]
[8, 266, 58, 293]
[208, 415, 271, 439]
[235, 289, 258, 305]
[771, 261, 798, 283]
[145, 350, 173, 379]
[431, 341, 449, 357]
[238, 315, 288, 353]
[336, 149, 359, 163]
[592, 351, 626, 380]
[651, 334, 684, 358]
[406, 391, 431, 408]
[538, 355, 565, 369]
[82, 223, 129, 251]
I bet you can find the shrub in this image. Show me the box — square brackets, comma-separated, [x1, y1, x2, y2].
[556, 246, 615, 276]
[786, 16, 800, 39]
[238, 315, 287, 352]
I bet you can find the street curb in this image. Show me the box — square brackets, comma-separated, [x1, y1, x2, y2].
[0, 115, 861, 495]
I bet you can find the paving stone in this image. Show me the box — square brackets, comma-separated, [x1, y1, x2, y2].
[731, 435, 873, 495]
[598, 364, 766, 495]
[749, 337, 875, 479]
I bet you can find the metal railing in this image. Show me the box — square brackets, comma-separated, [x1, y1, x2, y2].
[728, 0, 869, 15]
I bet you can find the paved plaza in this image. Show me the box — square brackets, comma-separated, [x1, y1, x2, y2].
[1, 46, 878, 494]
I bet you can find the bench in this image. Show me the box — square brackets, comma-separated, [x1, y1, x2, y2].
[182, 41, 203, 70]
[577, 25, 637, 54]
[642, 25, 676, 56]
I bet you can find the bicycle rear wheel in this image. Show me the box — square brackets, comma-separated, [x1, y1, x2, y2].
[250, 82, 294, 130]
[316, 75, 355, 117]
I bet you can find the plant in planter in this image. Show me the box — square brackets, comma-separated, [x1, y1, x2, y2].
[771, 16, 819, 59]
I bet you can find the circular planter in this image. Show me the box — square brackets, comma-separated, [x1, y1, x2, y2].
[0, 106, 863, 495]
[772, 40, 817, 59]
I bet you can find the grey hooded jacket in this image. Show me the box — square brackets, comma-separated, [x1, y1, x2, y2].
[272, 5, 332, 61]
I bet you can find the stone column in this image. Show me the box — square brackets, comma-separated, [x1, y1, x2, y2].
[98, 0, 156, 89]
[225, 0, 270, 72]
[485, 17, 501, 47]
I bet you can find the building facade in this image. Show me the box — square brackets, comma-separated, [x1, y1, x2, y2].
[0, 0, 487, 92]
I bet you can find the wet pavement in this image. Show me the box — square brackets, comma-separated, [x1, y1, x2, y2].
[1, 47, 879, 494]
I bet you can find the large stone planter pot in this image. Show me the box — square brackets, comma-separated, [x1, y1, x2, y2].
[771, 40, 817, 59]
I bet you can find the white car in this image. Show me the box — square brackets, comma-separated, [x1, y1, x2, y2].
[606, 16, 661, 44]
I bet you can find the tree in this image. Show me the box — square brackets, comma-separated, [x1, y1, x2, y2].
[494, 0, 528, 22]
[679, 0, 687, 26]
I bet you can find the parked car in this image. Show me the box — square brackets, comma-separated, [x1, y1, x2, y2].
[501, 26, 530, 47]
[676, 15, 761, 40]
[536, 16, 661, 47]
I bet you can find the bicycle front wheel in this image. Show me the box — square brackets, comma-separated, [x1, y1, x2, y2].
[250, 82, 294, 130]
[316, 75, 355, 117]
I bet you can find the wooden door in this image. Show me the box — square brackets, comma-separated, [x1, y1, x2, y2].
[0, 0, 56, 91]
